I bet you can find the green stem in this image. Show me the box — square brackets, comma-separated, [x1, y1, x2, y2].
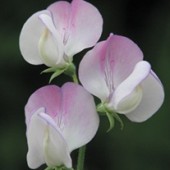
[72, 73, 79, 84]
[76, 145, 86, 170]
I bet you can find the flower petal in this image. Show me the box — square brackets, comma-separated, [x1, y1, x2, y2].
[27, 111, 72, 169]
[60, 83, 99, 152]
[38, 14, 65, 66]
[47, 1, 71, 41]
[38, 113, 72, 168]
[19, 10, 49, 65]
[102, 35, 144, 87]
[26, 109, 45, 169]
[65, 0, 103, 57]
[25, 85, 62, 127]
[25, 83, 99, 157]
[79, 40, 110, 101]
[79, 34, 144, 102]
[125, 70, 165, 122]
[109, 61, 151, 114]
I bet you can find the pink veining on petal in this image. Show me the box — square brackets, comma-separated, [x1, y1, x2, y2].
[65, 0, 103, 57]
[100, 34, 144, 91]
[47, 1, 71, 42]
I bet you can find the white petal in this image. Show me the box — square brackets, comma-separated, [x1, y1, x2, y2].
[26, 110, 46, 169]
[38, 14, 65, 67]
[79, 41, 110, 101]
[19, 10, 49, 65]
[39, 113, 72, 168]
[109, 61, 151, 113]
[27, 111, 72, 169]
[126, 71, 164, 122]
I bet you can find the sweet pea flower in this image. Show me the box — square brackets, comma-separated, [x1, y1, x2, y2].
[19, 0, 103, 68]
[25, 83, 99, 169]
[79, 34, 164, 122]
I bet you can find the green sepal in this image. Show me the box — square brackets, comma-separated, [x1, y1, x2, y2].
[41, 67, 58, 74]
[49, 68, 66, 83]
[97, 102, 124, 131]
[41, 62, 78, 83]
[112, 112, 124, 130]
[105, 111, 115, 132]
[64, 63, 76, 77]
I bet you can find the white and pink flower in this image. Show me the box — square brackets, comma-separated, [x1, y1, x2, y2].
[79, 34, 164, 122]
[19, 0, 103, 68]
[25, 83, 99, 169]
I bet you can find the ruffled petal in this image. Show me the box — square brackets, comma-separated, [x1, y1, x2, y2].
[27, 111, 72, 169]
[19, 10, 49, 65]
[109, 61, 151, 114]
[60, 83, 99, 152]
[25, 85, 62, 127]
[125, 70, 165, 122]
[65, 0, 103, 57]
[79, 40, 110, 101]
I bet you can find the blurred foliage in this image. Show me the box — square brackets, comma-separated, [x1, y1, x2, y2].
[0, 0, 170, 170]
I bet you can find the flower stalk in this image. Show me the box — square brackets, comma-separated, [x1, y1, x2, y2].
[76, 145, 86, 170]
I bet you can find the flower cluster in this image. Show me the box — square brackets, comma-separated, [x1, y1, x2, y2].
[20, 0, 164, 170]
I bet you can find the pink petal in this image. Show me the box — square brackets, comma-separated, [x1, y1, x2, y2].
[27, 111, 72, 169]
[64, 0, 103, 57]
[125, 70, 165, 122]
[101, 34, 144, 87]
[19, 10, 49, 65]
[25, 85, 62, 127]
[79, 34, 143, 102]
[60, 83, 99, 152]
[109, 61, 151, 113]
[47, 1, 71, 41]
[25, 83, 99, 153]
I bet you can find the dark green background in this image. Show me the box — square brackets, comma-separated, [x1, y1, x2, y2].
[0, 0, 169, 169]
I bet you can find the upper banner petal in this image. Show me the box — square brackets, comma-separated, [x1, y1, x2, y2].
[25, 85, 62, 127]
[103, 35, 144, 87]
[60, 82, 99, 152]
[79, 40, 110, 101]
[47, 1, 71, 40]
[65, 0, 103, 57]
